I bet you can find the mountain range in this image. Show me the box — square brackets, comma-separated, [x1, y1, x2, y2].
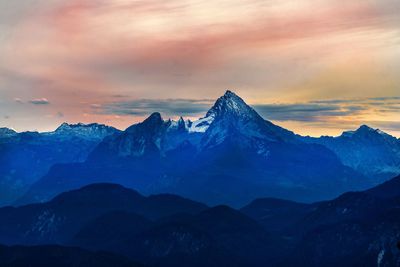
[0, 174, 399, 266]
[2, 90, 398, 207]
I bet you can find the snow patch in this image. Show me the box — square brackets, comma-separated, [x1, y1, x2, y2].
[189, 115, 214, 133]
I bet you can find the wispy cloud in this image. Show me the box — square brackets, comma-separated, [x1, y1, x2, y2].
[92, 96, 399, 126]
[92, 98, 214, 117]
[253, 103, 367, 122]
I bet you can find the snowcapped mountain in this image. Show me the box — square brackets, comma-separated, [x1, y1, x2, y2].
[90, 91, 296, 159]
[0, 123, 120, 206]
[302, 125, 400, 183]
[19, 91, 366, 207]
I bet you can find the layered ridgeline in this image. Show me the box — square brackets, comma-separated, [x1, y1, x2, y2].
[1, 175, 400, 266]
[241, 174, 400, 267]
[0, 183, 285, 267]
[0, 123, 119, 205]
[18, 91, 374, 207]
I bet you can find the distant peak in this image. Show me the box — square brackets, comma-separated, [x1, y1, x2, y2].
[56, 122, 106, 131]
[52, 122, 118, 139]
[206, 90, 257, 119]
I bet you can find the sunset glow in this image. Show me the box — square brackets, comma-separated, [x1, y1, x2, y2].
[0, 0, 399, 136]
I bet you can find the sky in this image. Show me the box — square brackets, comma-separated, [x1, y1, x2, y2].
[0, 0, 399, 137]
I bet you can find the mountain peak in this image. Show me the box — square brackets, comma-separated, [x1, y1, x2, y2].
[206, 90, 258, 119]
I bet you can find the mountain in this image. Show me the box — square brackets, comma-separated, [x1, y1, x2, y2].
[0, 182, 287, 267]
[302, 125, 400, 184]
[199, 90, 297, 149]
[0, 123, 119, 206]
[19, 91, 366, 207]
[0, 183, 206, 245]
[2, 176, 400, 266]
[0, 244, 144, 267]
[239, 174, 400, 267]
[87, 112, 202, 161]
[283, 175, 400, 267]
[0, 127, 17, 138]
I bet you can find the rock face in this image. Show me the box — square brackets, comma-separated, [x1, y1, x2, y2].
[19, 91, 366, 207]
[0, 123, 119, 205]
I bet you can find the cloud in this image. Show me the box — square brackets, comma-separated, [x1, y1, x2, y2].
[368, 96, 400, 101]
[91, 96, 400, 124]
[253, 103, 367, 122]
[92, 98, 214, 117]
[29, 98, 50, 105]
